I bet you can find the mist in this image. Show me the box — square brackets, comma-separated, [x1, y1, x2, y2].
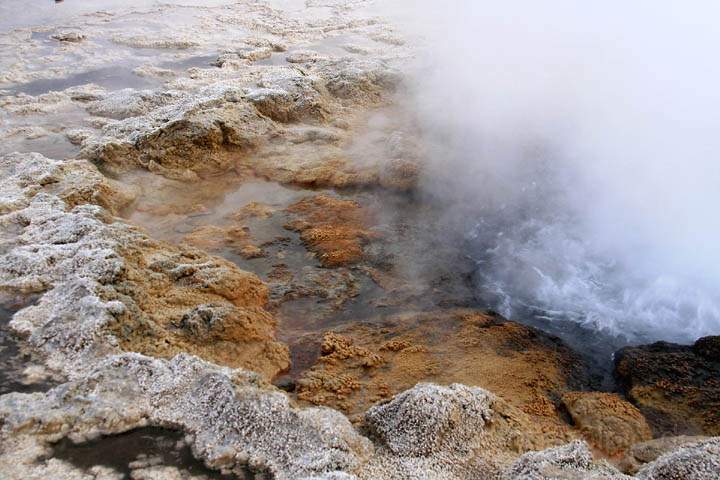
[383, 1, 720, 343]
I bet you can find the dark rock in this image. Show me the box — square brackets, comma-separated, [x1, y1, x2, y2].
[614, 336, 720, 436]
[693, 335, 720, 361]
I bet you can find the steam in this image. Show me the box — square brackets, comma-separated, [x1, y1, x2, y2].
[389, 1, 720, 342]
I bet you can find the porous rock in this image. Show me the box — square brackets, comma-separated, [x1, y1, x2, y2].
[636, 437, 720, 480]
[78, 58, 408, 186]
[620, 435, 710, 474]
[502, 441, 632, 479]
[364, 383, 494, 456]
[0, 353, 372, 480]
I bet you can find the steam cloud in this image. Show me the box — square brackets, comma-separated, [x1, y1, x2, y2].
[389, 1, 720, 342]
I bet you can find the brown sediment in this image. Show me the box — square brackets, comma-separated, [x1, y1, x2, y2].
[294, 309, 589, 449]
[229, 201, 276, 221]
[561, 391, 653, 456]
[284, 194, 377, 267]
[182, 224, 261, 257]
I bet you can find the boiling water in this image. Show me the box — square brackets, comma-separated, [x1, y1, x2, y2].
[392, 0, 720, 348]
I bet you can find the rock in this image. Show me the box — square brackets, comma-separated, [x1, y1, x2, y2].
[693, 336, 720, 361]
[502, 441, 632, 479]
[0, 354, 371, 479]
[85, 89, 180, 120]
[78, 58, 404, 185]
[239, 244, 265, 259]
[111, 34, 199, 49]
[133, 64, 177, 79]
[295, 309, 590, 451]
[0, 152, 136, 215]
[230, 201, 275, 221]
[245, 86, 327, 123]
[620, 435, 710, 474]
[365, 383, 494, 456]
[236, 46, 274, 62]
[286, 50, 327, 64]
[637, 437, 720, 480]
[342, 44, 372, 55]
[51, 31, 86, 42]
[0, 152, 288, 380]
[378, 157, 419, 191]
[81, 87, 277, 178]
[561, 391, 653, 456]
[357, 382, 515, 479]
[65, 127, 95, 145]
[614, 337, 720, 436]
[317, 58, 402, 103]
[368, 32, 405, 46]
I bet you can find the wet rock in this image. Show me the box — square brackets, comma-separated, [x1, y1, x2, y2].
[636, 437, 720, 480]
[614, 336, 720, 436]
[51, 31, 86, 43]
[287, 50, 328, 64]
[561, 391, 653, 456]
[502, 441, 632, 479]
[619, 435, 710, 474]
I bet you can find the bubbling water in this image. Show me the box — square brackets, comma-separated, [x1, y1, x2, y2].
[385, 0, 720, 344]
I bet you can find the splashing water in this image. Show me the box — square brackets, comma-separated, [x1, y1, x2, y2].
[382, 1, 720, 343]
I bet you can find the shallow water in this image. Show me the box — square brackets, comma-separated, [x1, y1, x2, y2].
[49, 427, 242, 479]
[0, 0, 237, 32]
[161, 53, 218, 70]
[0, 103, 89, 158]
[0, 295, 58, 395]
[14, 65, 160, 96]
